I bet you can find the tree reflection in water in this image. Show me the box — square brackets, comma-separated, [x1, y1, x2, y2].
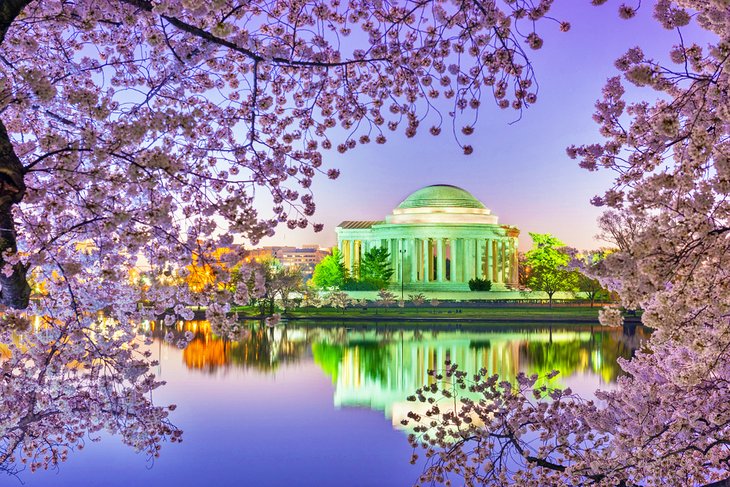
[155, 321, 648, 427]
[0, 315, 180, 478]
[148, 320, 314, 373]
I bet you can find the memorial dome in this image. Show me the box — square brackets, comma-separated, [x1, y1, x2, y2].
[386, 184, 496, 225]
[397, 185, 486, 210]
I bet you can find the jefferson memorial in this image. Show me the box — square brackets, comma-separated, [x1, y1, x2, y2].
[336, 185, 519, 291]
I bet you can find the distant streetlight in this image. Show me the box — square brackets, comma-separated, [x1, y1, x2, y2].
[399, 247, 407, 301]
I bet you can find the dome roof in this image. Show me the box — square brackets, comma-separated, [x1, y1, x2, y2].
[397, 185, 486, 210]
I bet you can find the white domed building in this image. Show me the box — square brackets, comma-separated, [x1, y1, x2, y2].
[336, 185, 519, 291]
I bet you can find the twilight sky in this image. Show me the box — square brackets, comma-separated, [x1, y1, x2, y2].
[255, 1, 715, 251]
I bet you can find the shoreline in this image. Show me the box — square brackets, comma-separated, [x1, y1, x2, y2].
[203, 309, 642, 326]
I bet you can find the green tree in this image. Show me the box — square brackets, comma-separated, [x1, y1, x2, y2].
[312, 248, 347, 289]
[358, 247, 394, 289]
[525, 233, 577, 307]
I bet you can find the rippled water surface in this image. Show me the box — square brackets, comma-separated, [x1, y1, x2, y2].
[19, 321, 646, 487]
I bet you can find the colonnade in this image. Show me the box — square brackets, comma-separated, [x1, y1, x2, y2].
[341, 236, 518, 287]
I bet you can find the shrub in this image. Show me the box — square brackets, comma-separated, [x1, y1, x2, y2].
[341, 279, 380, 291]
[468, 278, 492, 291]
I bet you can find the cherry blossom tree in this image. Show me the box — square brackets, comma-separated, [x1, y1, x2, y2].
[408, 1, 730, 485]
[0, 312, 182, 476]
[376, 288, 396, 309]
[0, 0, 569, 476]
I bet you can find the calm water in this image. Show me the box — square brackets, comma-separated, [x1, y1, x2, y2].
[17, 321, 646, 487]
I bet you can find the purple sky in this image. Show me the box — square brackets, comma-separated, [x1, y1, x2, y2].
[256, 2, 715, 251]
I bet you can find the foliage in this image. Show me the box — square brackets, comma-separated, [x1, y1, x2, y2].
[596, 210, 647, 252]
[376, 289, 396, 308]
[410, 2, 730, 486]
[270, 266, 304, 311]
[299, 288, 323, 308]
[468, 277, 492, 291]
[598, 306, 624, 328]
[311, 248, 347, 289]
[573, 250, 611, 307]
[240, 258, 303, 314]
[325, 291, 351, 313]
[408, 293, 426, 306]
[341, 278, 380, 291]
[358, 247, 394, 289]
[524, 233, 577, 306]
[517, 251, 530, 287]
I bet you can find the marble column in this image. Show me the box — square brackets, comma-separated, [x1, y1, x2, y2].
[493, 239, 499, 283]
[501, 240, 509, 284]
[410, 239, 418, 283]
[475, 238, 488, 279]
[437, 239, 445, 282]
[388, 239, 395, 276]
[497, 240, 504, 283]
[475, 239, 482, 280]
[512, 240, 519, 287]
[421, 238, 431, 282]
[471, 239, 478, 281]
[451, 239, 458, 282]
[430, 239, 435, 281]
[492, 240, 499, 282]
[356, 240, 362, 277]
[485, 238, 492, 280]
[463, 239, 471, 281]
[348, 240, 355, 274]
[393, 239, 400, 283]
[463, 240, 468, 281]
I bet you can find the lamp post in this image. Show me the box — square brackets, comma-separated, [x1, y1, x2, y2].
[399, 246, 406, 301]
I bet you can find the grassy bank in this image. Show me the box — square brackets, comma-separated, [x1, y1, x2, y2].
[229, 305, 613, 323]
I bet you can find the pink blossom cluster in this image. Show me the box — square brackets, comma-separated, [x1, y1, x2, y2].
[0, 312, 181, 475]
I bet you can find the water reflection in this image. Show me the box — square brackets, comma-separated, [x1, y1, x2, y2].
[145, 320, 314, 372]
[146, 320, 648, 428]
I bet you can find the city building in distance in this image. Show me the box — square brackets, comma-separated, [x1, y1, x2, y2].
[248, 245, 330, 280]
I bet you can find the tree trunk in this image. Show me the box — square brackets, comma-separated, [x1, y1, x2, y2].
[0, 0, 31, 44]
[0, 0, 33, 311]
[0, 119, 30, 309]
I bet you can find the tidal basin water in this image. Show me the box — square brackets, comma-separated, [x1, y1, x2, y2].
[19, 321, 646, 487]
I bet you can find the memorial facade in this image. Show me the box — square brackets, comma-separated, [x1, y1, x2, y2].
[336, 185, 519, 291]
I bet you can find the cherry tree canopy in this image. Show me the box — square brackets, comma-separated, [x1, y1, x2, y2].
[0, 0, 567, 476]
[0, 0, 565, 311]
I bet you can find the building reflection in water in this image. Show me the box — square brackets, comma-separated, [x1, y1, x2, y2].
[143, 320, 648, 427]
